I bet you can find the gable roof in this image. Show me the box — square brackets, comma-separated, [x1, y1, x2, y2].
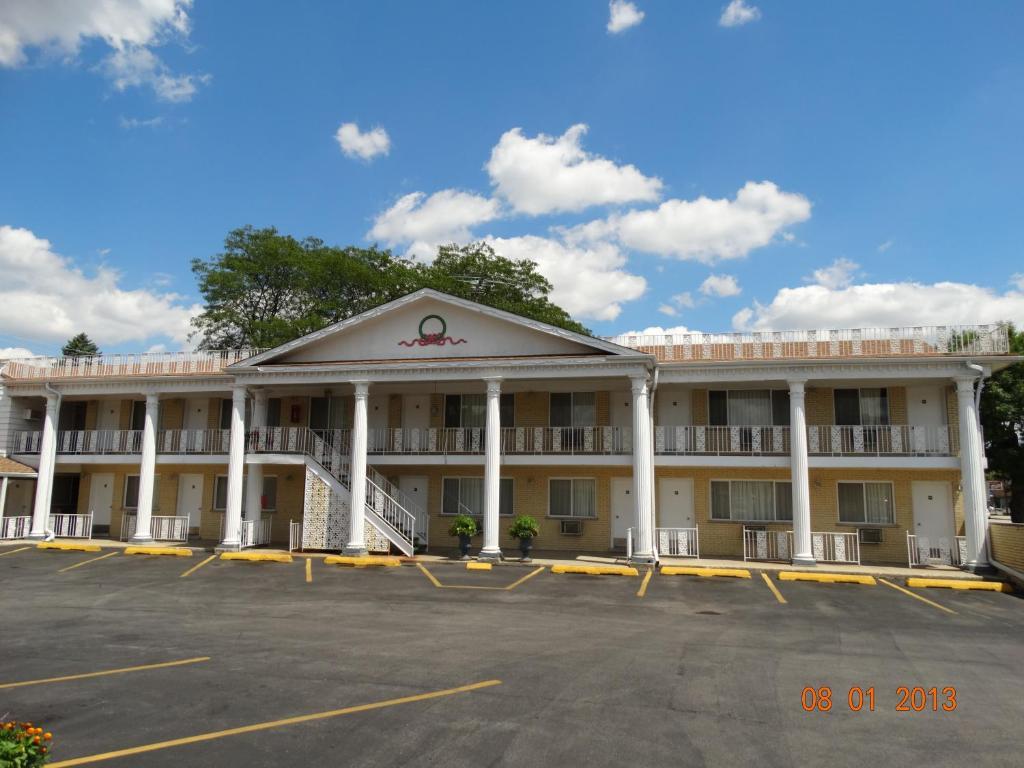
[232, 288, 648, 367]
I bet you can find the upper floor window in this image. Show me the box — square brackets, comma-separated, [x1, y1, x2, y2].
[444, 394, 513, 428]
[709, 390, 790, 426]
[550, 392, 596, 427]
[834, 388, 889, 426]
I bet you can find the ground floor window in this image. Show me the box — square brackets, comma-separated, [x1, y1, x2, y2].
[214, 475, 278, 511]
[710, 480, 792, 522]
[549, 478, 597, 518]
[124, 475, 160, 511]
[441, 477, 513, 516]
[838, 481, 894, 524]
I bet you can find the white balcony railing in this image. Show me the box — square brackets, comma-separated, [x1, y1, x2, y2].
[604, 324, 1010, 362]
[743, 527, 792, 562]
[2, 349, 264, 380]
[120, 514, 190, 542]
[655, 527, 700, 558]
[49, 513, 93, 539]
[907, 533, 967, 568]
[1, 516, 31, 539]
[810, 531, 860, 564]
[807, 425, 953, 456]
[655, 426, 790, 455]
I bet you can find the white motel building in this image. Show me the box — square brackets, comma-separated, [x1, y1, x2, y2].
[0, 289, 1018, 570]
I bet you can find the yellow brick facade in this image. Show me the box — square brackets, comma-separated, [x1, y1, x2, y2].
[989, 522, 1024, 573]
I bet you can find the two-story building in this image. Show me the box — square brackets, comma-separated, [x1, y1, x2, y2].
[0, 289, 1016, 571]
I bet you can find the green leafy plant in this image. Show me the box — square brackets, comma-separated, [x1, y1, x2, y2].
[508, 515, 540, 540]
[0, 719, 52, 766]
[447, 514, 478, 537]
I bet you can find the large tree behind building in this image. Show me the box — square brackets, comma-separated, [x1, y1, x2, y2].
[980, 323, 1024, 522]
[61, 333, 100, 357]
[190, 228, 589, 349]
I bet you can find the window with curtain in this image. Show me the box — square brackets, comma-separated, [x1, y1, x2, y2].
[444, 394, 514, 428]
[549, 478, 597, 518]
[214, 475, 277, 512]
[550, 393, 596, 426]
[709, 390, 791, 426]
[710, 480, 792, 521]
[441, 477, 513, 516]
[838, 482, 894, 524]
[833, 389, 889, 426]
[214, 475, 229, 510]
[124, 475, 160, 510]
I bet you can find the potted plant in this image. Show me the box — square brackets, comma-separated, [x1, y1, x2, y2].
[508, 515, 540, 562]
[447, 514, 478, 560]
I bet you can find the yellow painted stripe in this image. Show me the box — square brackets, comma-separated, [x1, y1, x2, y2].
[466, 561, 492, 571]
[0, 657, 210, 691]
[879, 578, 956, 614]
[58, 551, 119, 573]
[37, 541, 101, 552]
[761, 572, 787, 604]
[48, 679, 502, 767]
[0, 546, 31, 557]
[636, 568, 653, 597]
[504, 566, 545, 590]
[305, 557, 313, 583]
[180, 555, 217, 578]
[324, 555, 401, 567]
[661, 566, 751, 579]
[551, 564, 638, 577]
[220, 551, 293, 563]
[416, 562, 444, 588]
[906, 577, 1012, 592]
[124, 546, 192, 557]
[778, 571, 876, 585]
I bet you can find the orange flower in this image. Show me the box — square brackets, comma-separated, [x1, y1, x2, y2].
[44, 732, 53, 740]
[33, 736, 40, 744]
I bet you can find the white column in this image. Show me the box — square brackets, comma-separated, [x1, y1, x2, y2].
[219, 387, 247, 551]
[956, 377, 990, 570]
[28, 393, 60, 539]
[344, 382, 370, 556]
[630, 376, 655, 562]
[0, 476, 9, 518]
[130, 393, 160, 544]
[245, 390, 268, 523]
[789, 380, 815, 566]
[480, 379, 503, 560]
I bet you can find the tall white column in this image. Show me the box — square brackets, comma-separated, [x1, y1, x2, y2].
[245, 390, 268, 523]
[480, 379, 503, 561]
[1, 476, 9, 518]
[344, 382, 370, 556]
[789, 380, 815, 566]
[956, 377, 990, 570]
[630, 376, 655, 562]
[28, 393, 60, 539]
[130, 393, 160, 544]
[219, 387, 247, 551]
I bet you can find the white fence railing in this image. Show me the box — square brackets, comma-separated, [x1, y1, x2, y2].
[2, 349, 264, 379]
[239, 517, 273, 548]
[743, 527, 793, 562]
[120, 514, 190, 542]
[49, 513, 93, 539]
[743, 528, 861, 564]
[362, 426, 632, 455]
[655, 426, 790, 455]
[1, 516, 31, 539]
[655, 527, 700, 558]
[289, 520, 302, 552]
[810, 531, 860, 564]
[807, 425, 953, 456]
[907, 533, 967, 568]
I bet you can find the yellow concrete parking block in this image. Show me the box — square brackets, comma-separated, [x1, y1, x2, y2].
[906, 577, 1013, 593]
[466, 561, 492, 571]
[323, 555, 401, 567]
[551, 564, 638, 577]
[660, 566, 751, 579]
[124, 546, 192, 557]
[220, 551, 293, 564]
[778, 571, 876, 585]
[37, 542, 101, 553]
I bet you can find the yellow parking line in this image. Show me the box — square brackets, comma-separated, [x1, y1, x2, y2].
[305, 557, 313, 583]
[417, 562, 444, 588]
[505, 566, 545, 591]
[761, 572, 787, 604]
[636, 568, 653, 598]
[48, 679, 502, 767]
[0, 657, 210, 690]
[879, 578, 956, 614]
[180, 555, 217, 578]
[58, 551, 119, 573]
[0, 546, 31, 557]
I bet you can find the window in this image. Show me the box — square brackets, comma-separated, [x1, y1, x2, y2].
[214, 475, 228, 511]
[213, 475, 277, 511]
[710, 480, 792, 522]
[262, 476, 278, 511]
[309, 396, 350, 430]
[131, 400, 146, 430]
[441, 477, 513, 516]
[550, 392, 595, 427]
[443, 394, 514, 428]
[549, 478, 597, 518]
[124, 475, 160, 511]
[834, 389, 889, 426]
[708, 390, 790, 426]
[838, 482, 894, 524]
[219, 399, 232, 430]
[266, 398, 282, 428]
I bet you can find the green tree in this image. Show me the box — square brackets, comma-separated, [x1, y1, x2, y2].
[61, 333, 100, 358]
[980, 323, 1024, 522]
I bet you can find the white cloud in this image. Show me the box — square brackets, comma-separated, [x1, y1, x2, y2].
[607, 1, 645, 34]
[486, 124, 663, 215]
[877, 239, 894, 253]
[700, 273, 741, 297]
[0, 0, 208, 101]
[732, 279, 1024, 331]
[658, 304, 677, 317]
[719, 0, 762, 28]
[0, 346, 34, 360]
[671, 291, 696, 309]
[614, 324, 696, 337]
[1012, 273, 1024, 292]
[368, 190, 501, 258]
[335, 122, 391, 161]
[566, 180, 811, 262]
[0, 225, 201, 348]
[485, 236, 646, 322]
[807, 258, 859, 290]
[119, 115, 164, 129]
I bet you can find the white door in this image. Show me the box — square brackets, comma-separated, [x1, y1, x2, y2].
[96, 401, 120, 431]
[611, 477, 633, 546]
[658, 478, 694, 528]
[185, 399, 208, 431]
[610, 392, 631, 428]
[399, 476, 428, 519]
[912, 481, 954, 546]
[87, 473, 114, 526]
[177, 474, 205, 528]
[656, 389, 692, 451]
[402, 395, 430, 451]
[906, 386, 945, 427]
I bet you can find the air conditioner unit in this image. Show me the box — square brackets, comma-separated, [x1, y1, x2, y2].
[560, 520, 583, 536]
[858, 528, 883, 544]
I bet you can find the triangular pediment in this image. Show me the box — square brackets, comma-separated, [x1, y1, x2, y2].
[236, 290, 642, 367]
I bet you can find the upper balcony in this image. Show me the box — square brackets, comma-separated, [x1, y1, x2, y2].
[1, 350, 263, 380]
[603, 324, 1011, 363]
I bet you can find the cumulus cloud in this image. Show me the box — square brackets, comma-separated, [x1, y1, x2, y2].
[719, 0, 762, 27]
[0, 346, 34, 360]
[658, 304, 677, 316]
[877, 239, 894, 253]
[486, 124, 663, 215]
[0, 0, 209, 101]
[0, 225, 201, 348]
[565, 181, 811, 262]
[607, 1, 645, 34]
[119, 115, 163, 129]
[613, 324, 697, 337]
[700, 273, 741, 297]
[368, 190, 502, 259]
[807, 258, 859, 290]
[1012, 273, 1024, 291]
[335, 122, 391, 161]
[732, 279, 1024, 331]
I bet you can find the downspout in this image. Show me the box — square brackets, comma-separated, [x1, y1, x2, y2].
[42, 382, 62, 541]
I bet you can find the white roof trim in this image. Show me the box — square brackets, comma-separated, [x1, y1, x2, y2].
[231, 288, 649, 367]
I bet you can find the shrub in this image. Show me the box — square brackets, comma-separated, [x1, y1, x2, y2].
[447, 514, 477, 537]
[0, 719, 52, 766]
[508, 515, 540, 540]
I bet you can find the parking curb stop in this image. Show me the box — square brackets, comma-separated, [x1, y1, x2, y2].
[551, 564, 638, 577]
[661, 566, 751, 579]
[466, 562, 492, 571]
[124, 546, 192, 557]
[324, 555, 401, 567]
[906, 577, 1012, 592]
[37, 542, 101, 553]
[220, 552, 293, 563]
[778, 571, 876, 585]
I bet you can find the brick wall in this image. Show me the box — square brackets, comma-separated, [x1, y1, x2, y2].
[805, 387, 833, 425]
[691, 390, 708, 425]
[515, 392, 547, 428]
[990, 521, 1024, 573]
[888, 386, 907, 425]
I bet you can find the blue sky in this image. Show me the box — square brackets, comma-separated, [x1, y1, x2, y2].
[1, 0, 1023, 356]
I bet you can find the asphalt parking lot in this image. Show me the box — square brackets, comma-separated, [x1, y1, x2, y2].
[2, 544, 1023, 767]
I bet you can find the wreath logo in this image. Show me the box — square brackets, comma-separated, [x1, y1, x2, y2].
[398, 314, 467, 347]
